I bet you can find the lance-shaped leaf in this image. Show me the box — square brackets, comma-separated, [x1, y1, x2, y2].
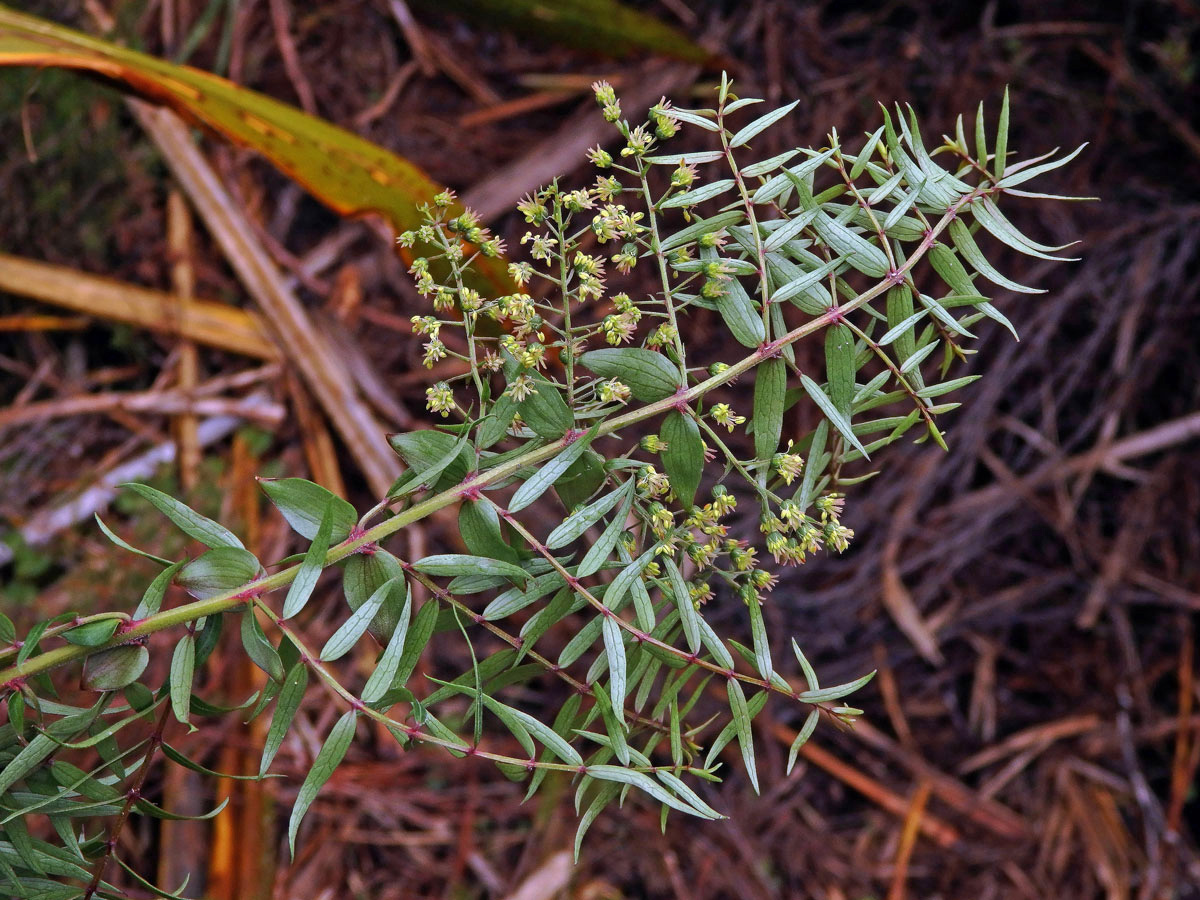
[586, 765, 722, 819]
[288, 710, 357, 855]
[387, 431, 473, 491]
[120, 483, 242, 550]
[282, 501, 335, 619]
[948, 220, 1044, 294]
[168, 634, 195, 726]
[660, 410, 703, 508]
[824, 323, 856, 418]
[260, 662, 307, 776]
[240, 610, 284, 682]
[786, 709, 821, 775]
[753, 357, 786, 461]
[412, 555, 528, 588]
[0, 7, 512, 295]
[391, 430, 471, 498]
[508, 426, 597, 513]
[459, 499, 518, 563]
[800, 374, 869, 459]
[580, 348, 681, 403]
[730, 100, 799, 148]
[662, 556, 700, 655]
[576, 485, 635, 577]
[726, 679, 759, 794]
[714, 278, 766, 348]
[602, 615, 627, 725]
[343, 550, 413, 644]
[258, 478, 357, 543]
[547, 479, 631, 549]
[797, 670, 876, 703]
[660, 178, 736, 209]
[321, 576, 401, 661]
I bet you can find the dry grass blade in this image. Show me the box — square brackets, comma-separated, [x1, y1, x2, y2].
[131, 101, 402, 496]
[0, 5, 513, 294]
[0, 252, 279, 360]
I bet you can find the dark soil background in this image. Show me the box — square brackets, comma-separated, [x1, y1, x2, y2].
[2, 1, 1199, 898]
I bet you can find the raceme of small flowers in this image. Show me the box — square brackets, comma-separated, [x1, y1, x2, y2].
[0, 74, 1083, 894]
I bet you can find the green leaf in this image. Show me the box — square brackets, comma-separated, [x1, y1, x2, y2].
[798, 670, 876, 703]
[997, 142, 1087, 188]
[492, 698, 582, 766]
[514, 369, 574, 440]
[915, 375, 981, 398]
[413, 555, 528, 587]
[824, 323, 856, 419]
[574, 782, 620, 862]
[169, 634, 194, 726]
[660, 410, 703, 508]
[553, 448, 607, 511]
[662, 556, 699, 654]
[602, 615, 627, 724]
[645, 150, 726, 165]
[458, 499, 518, 563]
[282, 501, 335, 619]
[740, 147, 799, 177]
[288, 709, 356, 855]
[579, 348, 680, 402]
[177, 547, 261, 600]
[752, 357, 786, 461]
[133, 560, 185, 619]
[476, 394, 518, 448]
[121, 483, 243, 549]
[482, 572, 564, 620]
[321, 576, 401, 661]
[714, 278, 766, 348]
[659, 209, 745, 253]
[83, 645, 149, 692]
[771, 254, 842, 307]
[261, 662, 308, 776]
[391, 429, 471, 497]
[60, 619, 119, 647]
[969, 197, 1075, 260]
[948, 220, 1044, 294]
[575, 486, 635, 578]
[791, 638, 820, 691]
[660, 178, 736, 209]
[800, 374, 869, 459]
[586, 765, 720, 819]
[726, 679, 759, 794]
[604, 546, 657, 617]
[786, 709, 820, 775]
[509, 426, 597, 512]
[547, 480, 631, 549]
[730, 99, 798, 147]
[387, 431, 473, 489]
[761, 208, 820, 253]
[783, 172, 888, 277]
[361, 584, 413, 704]
[258, 478, 357, 542]
[693, 611, 735, 669]
[240, 610, 284, 681]
[93, 514, 174, 566]
[745, 598, 772, 682]
[342, 550, 409, 644]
